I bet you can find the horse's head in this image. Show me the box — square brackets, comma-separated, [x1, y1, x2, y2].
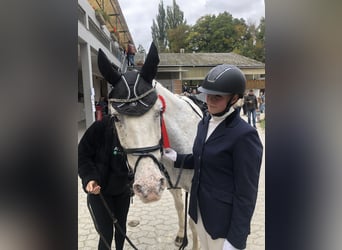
[98, 43, 166, 203]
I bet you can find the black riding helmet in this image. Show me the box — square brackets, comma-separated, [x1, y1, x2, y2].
[198, 64, 246, 98]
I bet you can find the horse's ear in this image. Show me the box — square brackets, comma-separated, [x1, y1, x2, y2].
[141, 42, 160, 84]
[97, 49, 121, 86]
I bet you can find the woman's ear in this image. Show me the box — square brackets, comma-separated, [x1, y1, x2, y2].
[231, 94, 239, 105]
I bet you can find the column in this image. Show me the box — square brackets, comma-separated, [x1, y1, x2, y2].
[80, 43, 95, 128]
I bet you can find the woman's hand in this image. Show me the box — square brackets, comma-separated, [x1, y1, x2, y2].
[163, 148, 177, 162]
[86, 180, 101, 195]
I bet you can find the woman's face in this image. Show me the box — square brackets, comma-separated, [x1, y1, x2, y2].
[206, 94, 231, 114]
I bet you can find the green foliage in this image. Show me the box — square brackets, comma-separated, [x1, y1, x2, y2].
[152, 0, 187, 52]
[186, 13, 265, 61]
[167, 24, 190, 52]
[254, 17, 265, 62]
[150, 1, 265, 62]
[166, 0, 186, 29]
[186, 12, 249, 53]
[186, 15, 215, 52]
[151, 1, 168, 52]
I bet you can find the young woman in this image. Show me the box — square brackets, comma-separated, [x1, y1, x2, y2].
[165, 64, 263, 250]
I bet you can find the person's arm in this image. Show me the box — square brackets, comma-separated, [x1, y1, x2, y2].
[78, 121, 103, 193]
[175, 153, 194, 169]
[227, 130, 263, 249]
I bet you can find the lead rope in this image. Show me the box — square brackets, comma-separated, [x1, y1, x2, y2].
[87, 193, 139, 250]
[87, 194, 112, 250]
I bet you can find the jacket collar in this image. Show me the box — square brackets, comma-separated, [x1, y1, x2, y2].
[200, 109, 241, 143]
[202, 109, 240, 127]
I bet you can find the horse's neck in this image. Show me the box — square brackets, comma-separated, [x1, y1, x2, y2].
[155, 82, 201, 153]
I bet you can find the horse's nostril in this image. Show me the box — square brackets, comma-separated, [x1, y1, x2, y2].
[134, 184, 143, 193]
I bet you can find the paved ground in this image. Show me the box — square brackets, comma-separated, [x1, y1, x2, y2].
[78, 114, 265, 249]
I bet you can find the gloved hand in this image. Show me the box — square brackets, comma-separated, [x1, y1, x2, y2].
[163, 148, 177, 162]
[223, 239, 240, 250]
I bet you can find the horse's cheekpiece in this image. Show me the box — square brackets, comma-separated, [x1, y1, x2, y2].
[109, 70, 158, 116]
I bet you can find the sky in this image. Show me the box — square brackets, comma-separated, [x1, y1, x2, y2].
[117, 0, 265, 51]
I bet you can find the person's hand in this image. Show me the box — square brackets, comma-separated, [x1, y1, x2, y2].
[223, 239, 239, 250]
[86, 180, 101, 195]
[163, 148, 177, 162]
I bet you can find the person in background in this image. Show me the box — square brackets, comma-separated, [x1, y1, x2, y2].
[242, 92, 248, 116]
[126, 40, 136, 67]
[164, 64, 263, 250]
[259, 91, 265, 114]
[78, 116, 133, 250]
[98, 96, 108, 115]
[245, 89, 258, 128]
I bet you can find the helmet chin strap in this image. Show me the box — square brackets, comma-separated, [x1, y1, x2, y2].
[212, 95, 235, 117]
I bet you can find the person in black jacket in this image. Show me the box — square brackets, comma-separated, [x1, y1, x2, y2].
[78, 115, 133, 250]
[164, 65, 263, 250]
[245, 89, 258, 128]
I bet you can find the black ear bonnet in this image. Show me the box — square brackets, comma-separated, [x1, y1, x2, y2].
[97, 43, 160, 116]
[108, 71, 158, 116]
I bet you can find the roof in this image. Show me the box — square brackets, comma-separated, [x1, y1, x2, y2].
[157, 52, 265, 68]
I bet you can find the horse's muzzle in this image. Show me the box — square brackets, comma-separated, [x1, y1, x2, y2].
[133, 177, 166, 203]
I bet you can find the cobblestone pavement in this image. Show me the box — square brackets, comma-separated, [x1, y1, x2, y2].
[78, 115, 265, 249]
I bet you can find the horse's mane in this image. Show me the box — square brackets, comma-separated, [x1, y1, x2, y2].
[154, 81, 204, 119]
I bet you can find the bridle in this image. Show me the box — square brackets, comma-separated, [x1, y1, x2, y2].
[109, 74, 177, 188]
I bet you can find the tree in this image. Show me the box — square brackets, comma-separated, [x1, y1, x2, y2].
[151, 3, 265, 61]
[235, 21, 257, 58]
[166, 0, 186, 29]
[186, 15, 215, 52]
[151, 0, 187, 52]
[151, 0, 167, 52]
[167, 24, 190, 52]
[185, 12, 265, 63]
[254, 17, 265, 62]
[186, 12, 243, 53]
